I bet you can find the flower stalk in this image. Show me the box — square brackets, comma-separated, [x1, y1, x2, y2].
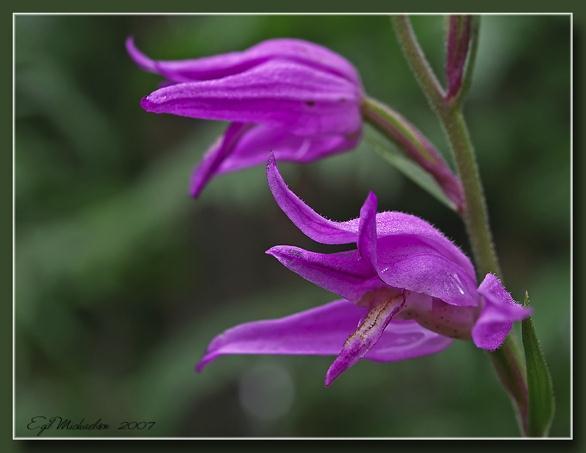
[392, 15, 529, 435]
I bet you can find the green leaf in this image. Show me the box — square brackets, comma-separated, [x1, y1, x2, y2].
[364, 127, 457, 211]
[522, 291, 555, 437]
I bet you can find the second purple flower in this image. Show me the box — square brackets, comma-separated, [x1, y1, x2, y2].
[196, 156, 532, 386]
[127, 37, 363, 197]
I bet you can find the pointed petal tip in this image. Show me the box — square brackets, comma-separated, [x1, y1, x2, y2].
[139, 94, 169, 114]
[366, 191, 377, 203]
[324, 360, 345, 387]
[194, 354, 211, 373]
[125, 35, 135, 50]
[266, 152, 283, 188]
[265, 246, 289, 265]
[362, 191, 378, 212]
[126, 36, 156, 73]
[189, 185, 202, 199]
[265, 245, 291, 259]
[195, 349, 221, 373]
[189, 167, 207, 199]
[139, 95, 155, 112]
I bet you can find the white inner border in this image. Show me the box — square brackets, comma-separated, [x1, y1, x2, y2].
[12, 11, 573, 441]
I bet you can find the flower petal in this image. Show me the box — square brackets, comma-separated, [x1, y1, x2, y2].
[140, 60, 361, 136]
[196, 299, 452, 377]
[189, 122, 253, 198]
[217, 125, 360, 174]
[325, 294, 405, 385]
[357, 191, 378, 267]
[373, 214, 475, 281]
[353, 192, 476, 306]
[267, 155, 360, 244]
[267, 161, 478, 306]
[191, 124, 360, 197]
[126, 37, 362, 85]
[266, 246, 382, 302]
[267, 159, 475, 281]
[368, 319, 452, 362]
[472, 274, 533, 350]
[375, 234, 479, 306]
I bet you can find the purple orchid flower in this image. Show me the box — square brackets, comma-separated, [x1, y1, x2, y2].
[126, 37, 363, 198]
[196, 156, 532, 386]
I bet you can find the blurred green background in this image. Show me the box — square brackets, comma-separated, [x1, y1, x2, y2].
[14, 15, 570, 437]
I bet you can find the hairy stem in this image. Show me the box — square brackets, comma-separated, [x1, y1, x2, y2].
[438, 108, 501, 277]
[392, 16, 445, 110]
[392, 15, 528, 436]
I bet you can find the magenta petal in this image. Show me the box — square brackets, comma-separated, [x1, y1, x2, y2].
[375, 235, 478, 307]
[268, 160, 477, 305]
[216, 124, 360, 174]
[325, 295, 405, 386]
[126, 37, 159, 74]
[140, 60, 361, 136]
[354, 192, 476, 306]
[191, 124, 360, 197]
[267, 159, 475, 283]
[196, 299, 452, 374]
[189, 122, 252, 197]
[267, 155, 360, 244]
[196, 300, 361, 371]
[357, 192, 378, 267]
[266, 246, 382, 302]
[373, 213, 476, 281]
[472, 274, 533, 350]
[126, 37, 361, 85]
[367, 319, 452, 362]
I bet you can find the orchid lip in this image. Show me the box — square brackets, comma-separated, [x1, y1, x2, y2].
[325, 291, 406, 386]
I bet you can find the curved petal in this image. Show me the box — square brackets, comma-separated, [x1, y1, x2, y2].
[189, 122, 252, 197]
[267, 155, 360, 244]
[127, 37, 362, 86]
[191, 124, 360, 197]
[196, 299, 452, 377]
[267, 159, 475, 280]
[140, 60, 362, 136]
[472, 274, 532, 350]
[266, 246, 382, 303]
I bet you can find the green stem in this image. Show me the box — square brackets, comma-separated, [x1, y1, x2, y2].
[489, 337, 529, 435]
[392, 16, 445, 111]
[439, 108, 500, 277]
[392, 15, 529, 436]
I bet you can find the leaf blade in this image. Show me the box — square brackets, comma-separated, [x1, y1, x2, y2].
[522, 291, 555, 437]
[365, 127, 457, 211]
